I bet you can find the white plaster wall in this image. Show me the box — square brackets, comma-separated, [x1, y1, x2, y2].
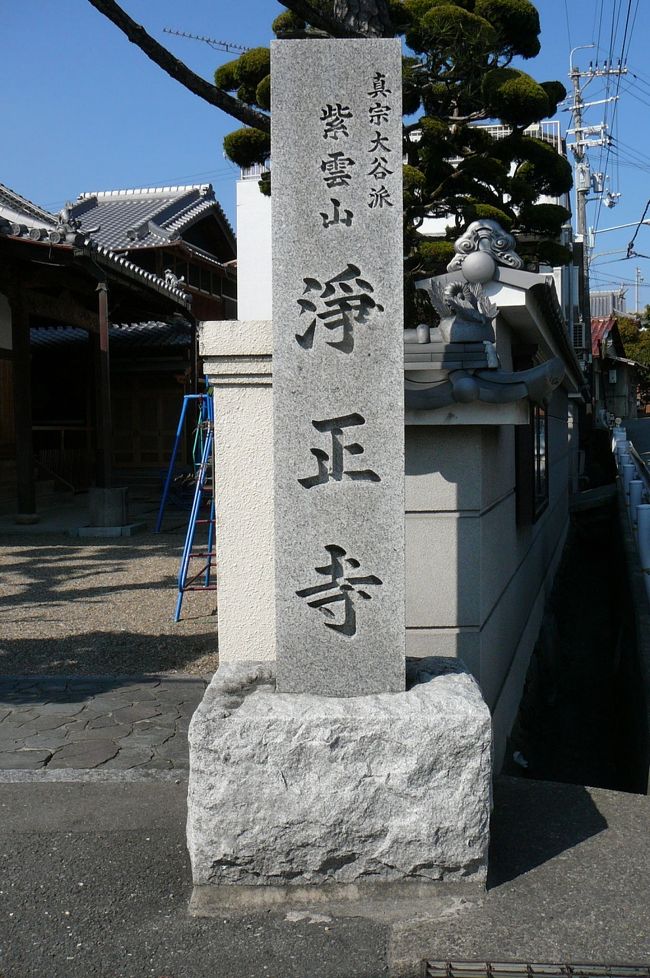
[0, 293, 12, 350]
[479, 506, 568, 770]
[213, 383, 275, 661]
[405, 426, 482, 512]
[404, 387, 571, 767]
[236, 178, 272, 321]
[480, 425, 515, 509]
[201, 321, 275, 662]
[406, 511, 481, 629]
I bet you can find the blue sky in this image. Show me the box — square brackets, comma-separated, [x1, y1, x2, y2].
[3, 0, 650, 307]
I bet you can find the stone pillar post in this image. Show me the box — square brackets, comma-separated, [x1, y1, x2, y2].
[271, 38, 405, 696]
[199, 320, 275, 662]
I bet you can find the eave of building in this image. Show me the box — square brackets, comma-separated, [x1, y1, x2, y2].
[478, 267, 586, 394]
[430, 265, 584, 392]
[606, 354, 648, 371]
[0, 228, 191, 309]
[165, 197, 236, 251]
[122, 238, 237, 278]
[0, 183, 58, 229]
[30, 320, 192, 349]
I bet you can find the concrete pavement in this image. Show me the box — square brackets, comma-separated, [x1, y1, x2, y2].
[1, 777, 650, 977]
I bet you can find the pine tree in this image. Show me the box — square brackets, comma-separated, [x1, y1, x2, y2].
[217, 0, 572, 311]
[88, 0, 573, 324]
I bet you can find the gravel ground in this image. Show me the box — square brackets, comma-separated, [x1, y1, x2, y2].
[0, 529, 219, 676]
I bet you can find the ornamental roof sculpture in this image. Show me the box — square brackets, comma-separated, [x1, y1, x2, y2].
[405, 218, 565, 410]
[447, 218, 524, 273]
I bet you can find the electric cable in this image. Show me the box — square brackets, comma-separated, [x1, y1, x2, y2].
[626, 199, 650, 258]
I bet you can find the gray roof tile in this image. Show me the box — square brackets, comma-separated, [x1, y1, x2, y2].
[69, 184, 234, 251]
[0, 183, 58, 228]
[30, 320, 191, 349]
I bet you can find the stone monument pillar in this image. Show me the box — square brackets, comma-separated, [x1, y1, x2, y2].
[187, 38, 492, 911]
[271, 38, 405, 697]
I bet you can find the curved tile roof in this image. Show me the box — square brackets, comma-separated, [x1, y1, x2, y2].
[30, 320, 191, 348]
[69, 184, 235, 252]
[0, 183, 58, 229]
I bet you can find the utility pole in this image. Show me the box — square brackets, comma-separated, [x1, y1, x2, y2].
[569, 59, 588, 254]
[635, 267, 644, 314]
[567, 50, 627, 255]
[566, 46, 627, 357]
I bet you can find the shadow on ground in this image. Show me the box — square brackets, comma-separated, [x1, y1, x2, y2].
[488, 776, 608, 887]
[0, 532, 218, 676]
[0, 630, 218, 679]
[0, 673, 193, 706]
[0, 537, 185, 609]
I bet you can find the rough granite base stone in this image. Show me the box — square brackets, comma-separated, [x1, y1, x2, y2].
[187, 658, 492, 892]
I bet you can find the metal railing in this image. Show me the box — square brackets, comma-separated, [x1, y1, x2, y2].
[612, 427, 650, 599]
[240, 162, 270, 180]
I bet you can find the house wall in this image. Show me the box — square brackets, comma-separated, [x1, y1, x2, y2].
[609, 366, 638, 420]
[236, 178, 272, 321]
[594, 362, 638, 422]
[404, 387, 570, 767]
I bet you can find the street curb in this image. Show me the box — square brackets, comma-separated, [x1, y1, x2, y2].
[0, 767, 188, 783]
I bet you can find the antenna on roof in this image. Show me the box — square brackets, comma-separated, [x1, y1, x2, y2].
[162, 28, 250, 55]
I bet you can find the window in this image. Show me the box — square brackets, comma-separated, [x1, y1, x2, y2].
[532, 404, 548, 517]
[188, 263, 200, 288]
[515, 403, 549, 525]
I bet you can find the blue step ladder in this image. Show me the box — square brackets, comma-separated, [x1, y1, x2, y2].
[173, 397, 217, 622]
[155, 393, 212, 534]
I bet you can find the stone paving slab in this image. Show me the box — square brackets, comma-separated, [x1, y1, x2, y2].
[0, 675, 209, 774]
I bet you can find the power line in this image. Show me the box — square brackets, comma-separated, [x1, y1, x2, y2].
[626, 199, 650, 258]
[563, 0, 572, 49]
[609, 138, 650, 173]
[592, 0, 634, 236]
[594, 0, 605, 54]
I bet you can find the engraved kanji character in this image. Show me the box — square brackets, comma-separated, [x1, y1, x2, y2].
[320, 198, 354, 229]
[295, 263, 384, 353]
[368, 101, 391, 126]
[368, 185, 393, 209]
[369, 130, 391, 153]
[321, 151, 356, 188]
[320, 103, 353, 140]
[298, 413, 380, 489]
[296, 545, 382, 637]
[367, 156, 394, 181]
[367, 72, 391, 98]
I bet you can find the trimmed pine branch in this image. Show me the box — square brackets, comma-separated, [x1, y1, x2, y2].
[86, 0, 271, 133]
